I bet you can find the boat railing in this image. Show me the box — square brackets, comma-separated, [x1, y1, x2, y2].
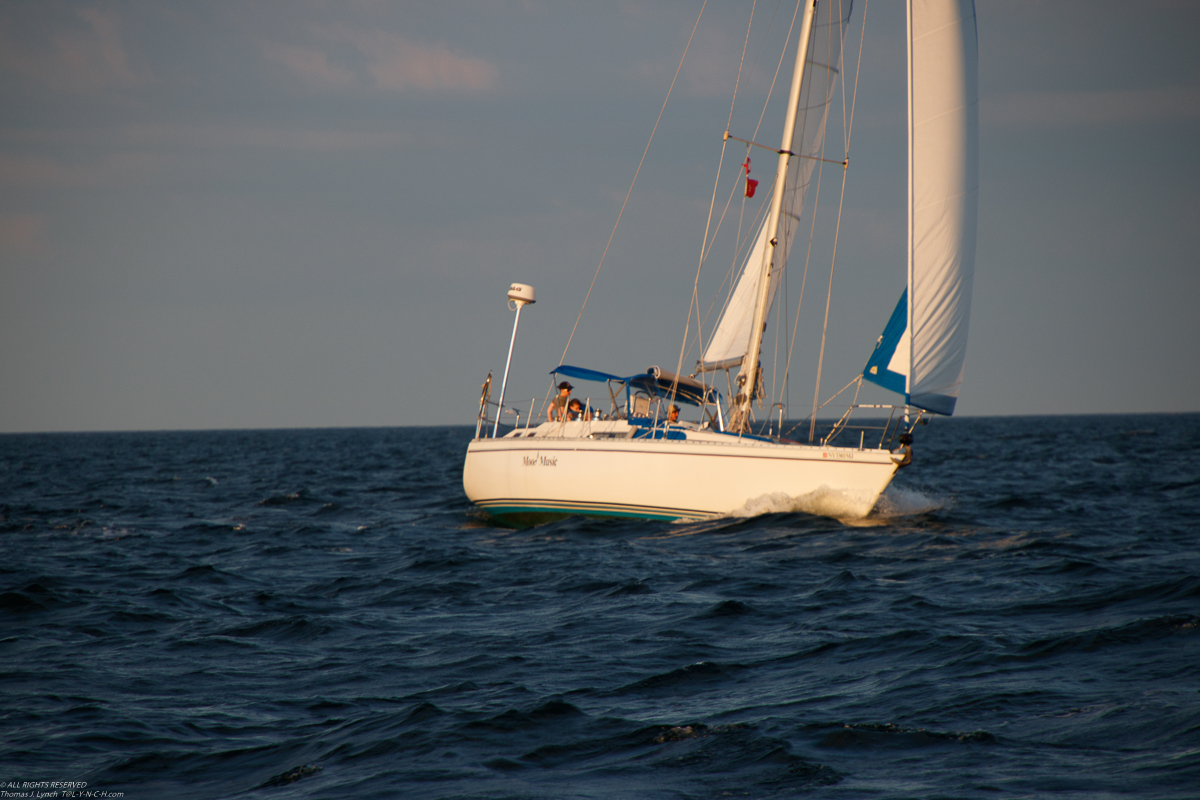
[475, 399, 499, 439]
[474, 369, 530, 439]
[767, 403, 786, 437]
[476, 399, 533, 440]
[814, 404, 922, 450]
[474, 372, 493, 439]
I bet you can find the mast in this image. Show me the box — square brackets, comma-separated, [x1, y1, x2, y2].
[730, 0, 819, 433]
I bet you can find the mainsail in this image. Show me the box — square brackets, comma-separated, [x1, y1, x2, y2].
[699, 210, 775, 367]
[864, 0, 978, 415]
[700, 1, 851, 370]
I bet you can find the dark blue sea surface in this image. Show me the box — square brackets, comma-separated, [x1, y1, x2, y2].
[2, 415, 1198, 799]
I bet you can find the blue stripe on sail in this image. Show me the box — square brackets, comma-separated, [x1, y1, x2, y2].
[862, 289, 908, 395]
[909, 391, 957, 416]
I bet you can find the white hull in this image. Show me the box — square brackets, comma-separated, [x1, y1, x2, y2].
[463, 421, 899, 525]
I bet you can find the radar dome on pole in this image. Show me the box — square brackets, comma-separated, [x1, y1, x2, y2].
[494, 283, 535, 438]
[507, 283, 536, 308]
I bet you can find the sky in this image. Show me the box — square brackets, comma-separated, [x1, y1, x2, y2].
[2, 0, 1198, 433]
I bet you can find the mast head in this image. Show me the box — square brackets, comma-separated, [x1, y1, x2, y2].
[507, 283, 536, 310]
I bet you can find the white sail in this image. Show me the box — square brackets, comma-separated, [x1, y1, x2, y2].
[700, 1, 851, 369]
[863, 0, 977, 414]
[700, 213, 774, 366]
[906, 0, 978, 414]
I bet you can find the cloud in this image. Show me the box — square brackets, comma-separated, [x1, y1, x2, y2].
[0, 8, 149, 93]
[1, 123, 410, 152]
[0, 152, 166, 188]
[120, 123, 410, 152]
[983, 86, 1200, 128]
[349, 30, 497, 92]
[262, 42, 357, 91]
[0, 124, 411, 189]
[266, 26, 497, 93]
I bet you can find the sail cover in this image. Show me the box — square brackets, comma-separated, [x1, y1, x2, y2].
[864, 0, 978, 415]
[700, 1, 851, 369]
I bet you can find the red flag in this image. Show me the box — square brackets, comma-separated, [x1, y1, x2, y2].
[743, 157, 751, 175]
[745, 178, 758, 198]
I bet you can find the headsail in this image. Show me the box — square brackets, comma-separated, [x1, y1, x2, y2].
[863, 0, 978, 415]
[699, 1, 852, 371]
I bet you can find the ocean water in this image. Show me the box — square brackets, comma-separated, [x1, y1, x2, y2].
[2, 414, 1198, 799]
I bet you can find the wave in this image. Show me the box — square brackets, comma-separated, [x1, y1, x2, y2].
[727, 487, 880, 521]
[713, 483, 946, 526]
[810, 721, 996, 749]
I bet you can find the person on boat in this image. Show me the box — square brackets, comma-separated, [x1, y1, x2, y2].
[547, 381, 573, 422]
[665, 404, 696, 429]
[892, 433, 913, 467]
[567, 399, 592, 421]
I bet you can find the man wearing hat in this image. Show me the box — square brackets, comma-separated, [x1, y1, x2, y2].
[547, 381, 573, 422]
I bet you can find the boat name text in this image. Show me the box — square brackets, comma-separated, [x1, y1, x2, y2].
[523, 454, 558, 467]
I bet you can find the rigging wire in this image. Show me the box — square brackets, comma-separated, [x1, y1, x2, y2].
[556, 0, 707, 375]
[674, 0, 757, 400]
[783, 0, 840, 439]
[674, 0, 804, 402]
[808, 0, 868, 441]
[778, 0, 847, 435]
[696, 0, 791, 352]
[809, 152, 850, 440]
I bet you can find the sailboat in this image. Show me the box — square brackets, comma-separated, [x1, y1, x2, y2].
[463, 0, 978, 526]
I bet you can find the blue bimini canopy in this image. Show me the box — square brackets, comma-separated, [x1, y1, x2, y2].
[550, 365, 625, 384]
[623, 367, 718, 407]
[552, 365, 719, 408]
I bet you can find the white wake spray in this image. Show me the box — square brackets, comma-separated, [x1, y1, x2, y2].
[729, 487, 882, 521]
[698, 483, 947, 526]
